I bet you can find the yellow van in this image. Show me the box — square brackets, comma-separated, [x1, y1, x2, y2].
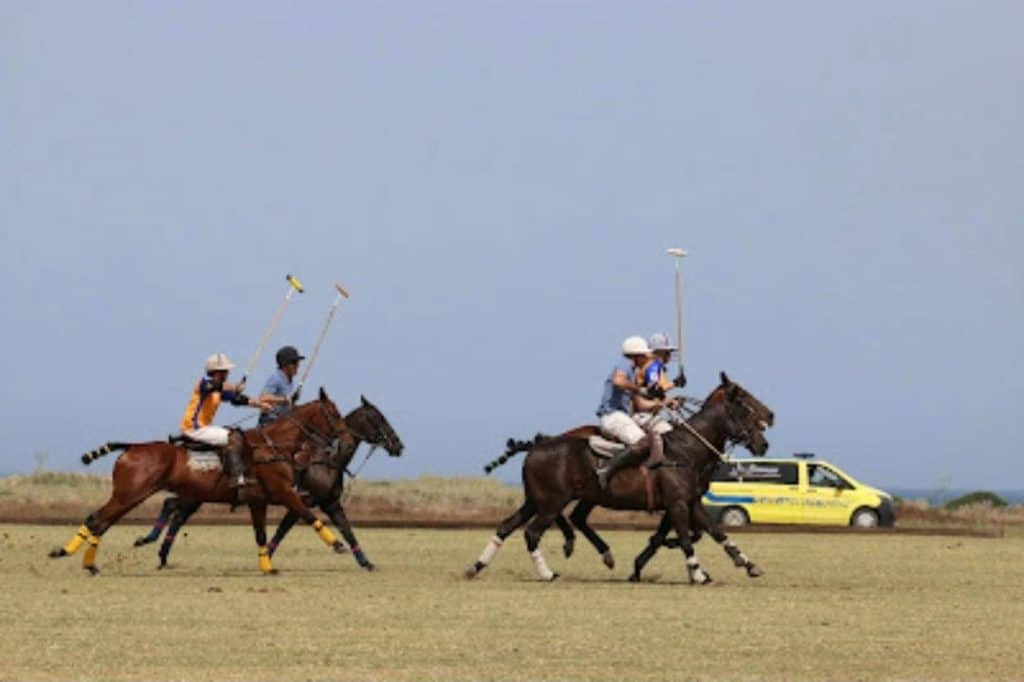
[702, 454, 894, 527]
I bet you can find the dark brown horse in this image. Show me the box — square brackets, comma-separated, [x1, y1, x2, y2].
[49, 388, 352, 574]
[134, 397, 403, 570]
[466, 373, 773, 583]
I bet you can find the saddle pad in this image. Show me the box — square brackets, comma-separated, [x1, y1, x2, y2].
[186, 451, 222, 472]
[587, 435, 623, 459]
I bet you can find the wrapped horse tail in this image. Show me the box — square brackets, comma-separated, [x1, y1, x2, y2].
[483, 433, 552, 474]
[81, 442, 132, 466]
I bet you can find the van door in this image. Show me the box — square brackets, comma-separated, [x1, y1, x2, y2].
[804, 463, 858, 525]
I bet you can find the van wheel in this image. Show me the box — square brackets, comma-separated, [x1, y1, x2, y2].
[720, 507, 749, 528]
[851, 508, 879, 528]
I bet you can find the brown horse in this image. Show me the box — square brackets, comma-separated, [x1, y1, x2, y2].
[466, 372, 773, 583]
[135, 397, 404, 570]
[50, 388, 350, 574]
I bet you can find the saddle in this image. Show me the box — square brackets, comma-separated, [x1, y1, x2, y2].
[168, 434, 227, 473]
[584, 431, 657, 514]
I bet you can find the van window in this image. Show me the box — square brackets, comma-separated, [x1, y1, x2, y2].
[808, 464, 851, 489]
[713, 462, 798, 485]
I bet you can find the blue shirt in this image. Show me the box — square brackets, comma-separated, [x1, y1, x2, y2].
[258, 369, 293, 426]
[597, 358, 637, 417]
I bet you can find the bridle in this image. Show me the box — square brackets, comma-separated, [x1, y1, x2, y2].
[665, 391, 766, 464]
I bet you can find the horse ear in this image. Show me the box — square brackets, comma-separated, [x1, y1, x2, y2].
[720, 371, 731, 386]
[319, 387, 328, 402]
[360, 394, 370, 407]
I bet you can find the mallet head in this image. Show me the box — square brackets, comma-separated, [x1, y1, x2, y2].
[334, 283, 350, 299]
[666, 248, 688, 258]
[286, 274, 305, 293]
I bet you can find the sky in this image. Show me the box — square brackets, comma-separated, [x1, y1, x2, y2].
[2, 2, 1022, 491]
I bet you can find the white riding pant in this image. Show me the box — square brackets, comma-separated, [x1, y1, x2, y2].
[599, 411, 647, 446]
[183, 426, 230, 447]
[633, 412, 673, 436]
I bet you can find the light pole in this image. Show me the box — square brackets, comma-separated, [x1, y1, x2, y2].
[666, 248, 688, 374]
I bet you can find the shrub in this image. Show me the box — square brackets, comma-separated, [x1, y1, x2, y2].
[945, 491, 1008, 510]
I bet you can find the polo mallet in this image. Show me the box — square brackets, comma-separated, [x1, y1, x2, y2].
[666, 248, 688, 372]
[291, 282, 349, 404]
[239, 274, 305, 389]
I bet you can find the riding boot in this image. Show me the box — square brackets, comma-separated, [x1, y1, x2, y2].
[597, 438, 649, 492]
[223, 432, 248, 505]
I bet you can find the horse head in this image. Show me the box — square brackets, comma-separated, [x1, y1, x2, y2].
[347, 395, 404, 457]
[705, 372, 774, 456]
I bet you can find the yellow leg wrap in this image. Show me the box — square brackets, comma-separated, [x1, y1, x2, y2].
[258, 546, 273, 574]
[63, 525, 92, 555]
[82, 536, 100, 569]
[313, 519, 337, 546]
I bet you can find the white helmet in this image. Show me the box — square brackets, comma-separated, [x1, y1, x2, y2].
[621, 336, 650, 356]
[649, 332, 677, 352]
[204, 353, 236, 373]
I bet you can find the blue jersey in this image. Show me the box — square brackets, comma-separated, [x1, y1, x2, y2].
[639, 359, 665, 389]
[258, 369, 293, 426]
[597, 358, 637, 417]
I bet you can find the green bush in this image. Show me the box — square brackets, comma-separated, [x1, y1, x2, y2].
[945, 491, 1008, 510]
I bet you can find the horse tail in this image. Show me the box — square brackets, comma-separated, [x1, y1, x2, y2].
[81, 442, 132, 466]
[483, 436, 539, 475]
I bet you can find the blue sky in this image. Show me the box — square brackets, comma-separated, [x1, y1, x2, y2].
[2, 2, 1022, 490]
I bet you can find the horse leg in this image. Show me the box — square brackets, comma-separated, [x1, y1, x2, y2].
[321, 500, 374, 571]
[667, 498, 712, 585]
[555, 514, 576, 559]
[568, 501, 615, 570]
[629, 511, 674, 582]
[694, 501, 764, 578]
[157, 501, 201, 569]
[247, 502, 275, 574]
[262, 470, 341, 562]
[134, 496, 179, 547]
[524, 509, 562, 582]
[50, 487, 158, 575]
[465, 498, 536, 579]
[266, 510, 299, 558]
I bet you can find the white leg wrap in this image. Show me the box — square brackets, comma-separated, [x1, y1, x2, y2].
[723, 539, 749, 564]
[531, 548, 555, 581]
[478, 536, 503, 566]
[687, 555, 709, 583]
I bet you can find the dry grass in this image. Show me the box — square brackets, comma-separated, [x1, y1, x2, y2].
[1, 525, 1022, 681]
[3, 473, 1022, 532]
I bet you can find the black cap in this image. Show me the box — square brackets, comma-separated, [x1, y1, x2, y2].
[275, 346, 305, 367]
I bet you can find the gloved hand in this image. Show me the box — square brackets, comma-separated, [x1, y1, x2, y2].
[647, 384, 666, 400]
[673, 367, 687, 389]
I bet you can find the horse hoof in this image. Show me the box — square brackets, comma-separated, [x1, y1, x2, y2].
[747, 564, 764, 578]
[133, 537, 147, 547]
[464, 566, 479, 580]
[363, 562, 377, 572]
[563, 542, 574, 559]
[48, 548, 67, 559]
[332, 541, 348, 555]
[547, 572, 560, 582]
[628, 574, 641, 583]
[84, 566, 100, 576]
[602, 551, 615, 570]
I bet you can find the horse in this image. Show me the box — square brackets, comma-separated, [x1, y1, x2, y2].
[50, 388, 352, 575]
[134, 396, 403, 570]
[466, 372, 773, 583]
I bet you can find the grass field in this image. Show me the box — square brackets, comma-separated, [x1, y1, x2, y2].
[2, 525, 1022, 681]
